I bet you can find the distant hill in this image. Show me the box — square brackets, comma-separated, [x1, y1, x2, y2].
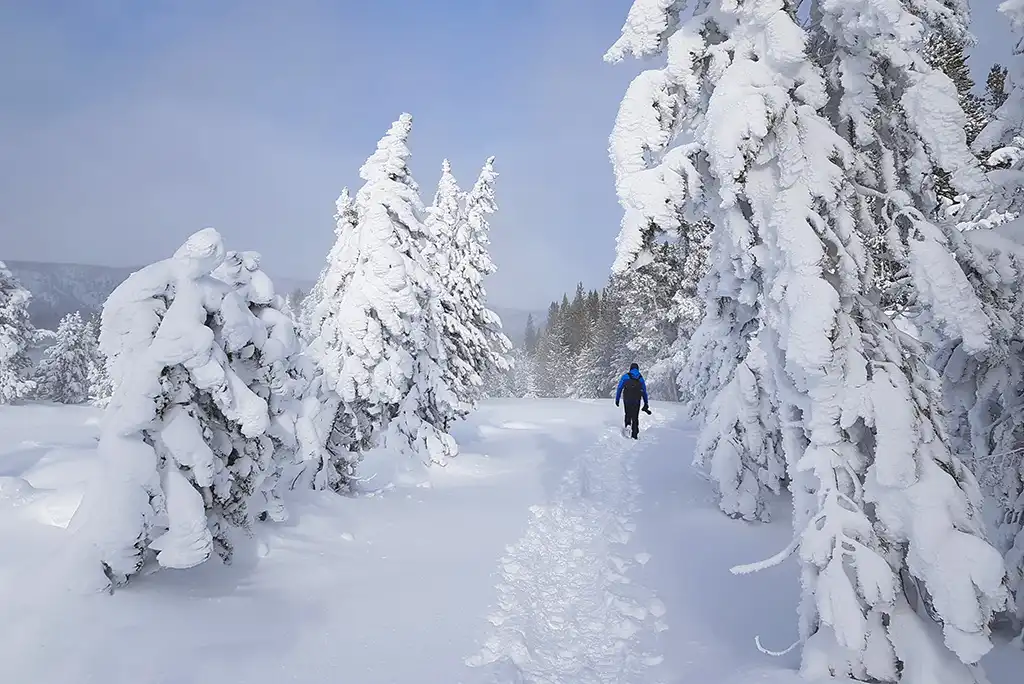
[2, 260, 544, 344]
[2, 260, 313, 331]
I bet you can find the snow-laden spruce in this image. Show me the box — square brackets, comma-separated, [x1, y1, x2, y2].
[302, 188, 358, 343]
[814, 0, 1020, 665]
[308, 114, 458, 471]
[458, 157, 513, 395]
[0, 261, 36, 404]
[71, 229, 301, 587]
[33, 311, 96, 404]
[935, 0, 1024, 634]
[933, 222, 1024, 632]
[424, 160, 486, 421]
[85, 313, 113, 407]
[607, 0, 1008, 680]
[612, 240, 684, 400]
[425, 157, 512, 418]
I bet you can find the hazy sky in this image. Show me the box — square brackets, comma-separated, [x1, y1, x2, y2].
[0, 1, 1014, 310]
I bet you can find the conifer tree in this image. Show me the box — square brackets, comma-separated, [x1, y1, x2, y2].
[608, 1, 1008, 679]
[34, 311, 93, 404]
[0, 260, 36, 404]
[925, 30, 989, 147]
[523, 314, 539, 355]
[309, 114, 458, 471]
[939, 2, 1024, 635]
[535, 304, 572, 398]
[987, 64, 1010, 114]
[460, 157, 513, 385]
[427, 157, 512, 423]
[80, 313, 111, 407]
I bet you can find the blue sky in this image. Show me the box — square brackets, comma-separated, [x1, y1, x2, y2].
[0, 1, 1013, 310]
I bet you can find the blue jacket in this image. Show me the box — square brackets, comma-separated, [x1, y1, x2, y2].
[615, 368, 648, 405]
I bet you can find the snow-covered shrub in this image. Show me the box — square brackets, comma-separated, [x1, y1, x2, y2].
[212, 249, 310, 522]
[72, 228, 296, 587]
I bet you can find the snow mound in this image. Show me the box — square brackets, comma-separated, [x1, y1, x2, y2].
[0, 476, 41, 508]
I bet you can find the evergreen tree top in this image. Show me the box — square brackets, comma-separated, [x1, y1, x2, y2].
[359, 113, 416, 190]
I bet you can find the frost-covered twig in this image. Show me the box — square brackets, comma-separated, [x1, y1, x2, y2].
[730, 534, 799, 575]
[754, 635, 800, 657]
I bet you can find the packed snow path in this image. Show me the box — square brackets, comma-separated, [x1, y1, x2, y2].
[466, 414, 669, 684]
[1, 400, 1022, 684]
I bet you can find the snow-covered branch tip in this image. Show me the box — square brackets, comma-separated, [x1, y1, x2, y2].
[755, 635, 801, 657]
[729, 535, 799, 575]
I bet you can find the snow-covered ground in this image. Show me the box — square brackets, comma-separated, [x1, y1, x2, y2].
[1, 399, 1021, 683]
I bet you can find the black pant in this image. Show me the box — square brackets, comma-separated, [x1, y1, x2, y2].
[623, 402, 641, 439]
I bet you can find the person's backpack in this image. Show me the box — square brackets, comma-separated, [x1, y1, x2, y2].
[622, 375, 644, 403]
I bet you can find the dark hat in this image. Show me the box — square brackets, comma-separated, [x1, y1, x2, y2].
[629, 362, 639, 371]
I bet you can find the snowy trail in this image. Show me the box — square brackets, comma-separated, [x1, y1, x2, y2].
[4, 400, 1023, 684]
[466, 413, 669, 684]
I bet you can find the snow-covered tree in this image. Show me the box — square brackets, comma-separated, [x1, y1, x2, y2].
[523, 314, 540, 355]
[935, 2, 1024, 634]
[84, 313, 113, 408]
[607, 1, 1008, 680]
[988, 64, 1010, 114]
[308, 114, 458, 471]
[0, 261, 36, 404]
[212, 250, 312, 523]
[299, 187, 372, 492]
[448, 156, 513, 408]
[281, 288, 304, 324]
[412, 164, 518, 436]
[33, 311, 94, 404]
[569, 339, 605, 399]
[974, 4, 1024, 220]
[302, 188, 359, 343]
[925, 29, 988, 147]
[71, 228, 291, 587]
[613, 240, 685, 400]
[932, 223, 1024, 632]
[534, 302, 573, 398]
[606, 0, 773, 512]
[424, 159, 481, 423]
[509, 347, 537, 398]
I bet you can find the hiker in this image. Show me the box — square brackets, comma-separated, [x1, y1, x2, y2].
[615, 362, 650, 439]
